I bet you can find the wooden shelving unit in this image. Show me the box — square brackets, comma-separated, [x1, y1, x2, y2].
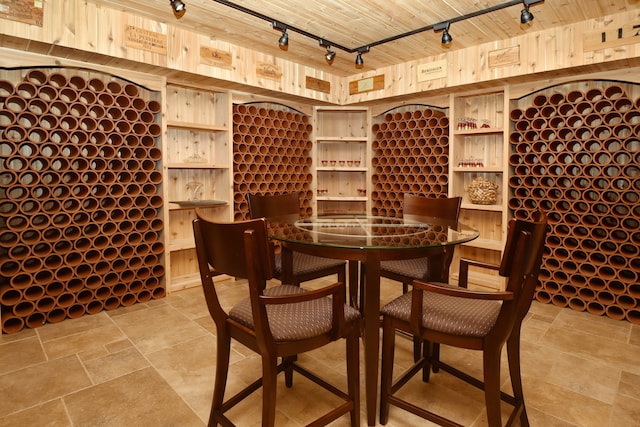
[313, 107, 371, 216]
[448, 88, 509, 291]
[163, 83, 233, 292]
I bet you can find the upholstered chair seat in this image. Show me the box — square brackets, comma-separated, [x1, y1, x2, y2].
[230, 284, 361, 341]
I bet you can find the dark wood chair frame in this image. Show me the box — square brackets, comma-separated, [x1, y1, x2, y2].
[193, 214, 360, 427]
[379, 194, 462, 294]
[379, 212, 548, 427]
[247, 192, 347, 287]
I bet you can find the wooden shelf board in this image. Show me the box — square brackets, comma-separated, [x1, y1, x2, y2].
[317, 167, 368, 172]
[168, 272, 232, 293]
[167, 120, 228, 132]
[453, 128, 503, 135]
[460, 203, 504, 212]
[167, 163, 230, 169]
[316, 136, 368, 142]
[461, 237, 503, 251]
[453, 167, 503, 173]
[169, 238, 195, 251]
[317, 196, 368, 201]
[168, 200, 228, 211]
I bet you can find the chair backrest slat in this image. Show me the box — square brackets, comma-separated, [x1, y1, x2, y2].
[402, 194, 461, 222]
[193, 215, 274, 281]
[247, 192, 301, 220]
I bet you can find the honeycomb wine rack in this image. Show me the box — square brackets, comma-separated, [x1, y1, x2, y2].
[232, 103, 314, 220]
[508, 81, 639, 324]
[0, 68, 165, 334]
[371, 107, 450, 217]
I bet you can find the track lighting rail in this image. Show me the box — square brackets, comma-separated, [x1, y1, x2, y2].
[171, 0, 544, 67]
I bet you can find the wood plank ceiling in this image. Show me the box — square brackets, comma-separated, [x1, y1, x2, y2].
[90, 0, 639, 77]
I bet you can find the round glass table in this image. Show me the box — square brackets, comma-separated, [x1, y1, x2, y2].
[268, 214, 479, 426]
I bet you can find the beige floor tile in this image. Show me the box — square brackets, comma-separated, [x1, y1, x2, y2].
[82, 346, 150, 384]
[64, 367, 204, 427]
[109, 304, 209, 354]
[0, 355, 92, 417]
[41, 324, 127, 360]
[541, 327, 640, 375]
[0, 336, 46, 376]
[524, 377, 612, 427]
[146, 335, 218, 420]
[36, 312, 114, 342]
[0, 399, 70, 427]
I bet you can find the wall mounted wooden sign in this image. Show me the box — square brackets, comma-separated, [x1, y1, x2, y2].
[417, 59, 447, 81]
[199, 46, 232, 68]
[305, 76, 331, 93]
[0, 0, 43, 26]
[124, 26, 167, 54]
[349, 75, 384, 95]
[489, 46, 520, 68]
[256, 63, 282, 80]
[583, 22, 640, 52]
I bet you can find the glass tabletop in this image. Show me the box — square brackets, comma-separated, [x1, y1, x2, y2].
[268, 215, 479, 250]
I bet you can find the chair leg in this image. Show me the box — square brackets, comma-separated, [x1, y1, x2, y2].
[261, 353, 279, 427]
[209, 331, 231, 427]
[483, 346, 503, 427]
[402, 282, 409, 294]
[283, 355, 296, 387]
[431, 342, 441, 373]
[346, 331, 361, 427]
[507, 327, 529, 427]
[412, 335, 420, 362]
[421, 340, 432, 382]
[379, 317, 395, 425]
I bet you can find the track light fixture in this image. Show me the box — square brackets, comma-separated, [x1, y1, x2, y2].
[520, 3, 534, 24]
[320, 40, 336, 64]
[273, 22, 288, 50]
[355, 46, 369, 68]
[433, 22, 452, 46]
[279, 30, 289, 48]
[169, 0, 186, 14]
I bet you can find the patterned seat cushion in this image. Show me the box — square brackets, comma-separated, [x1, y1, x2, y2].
[381, 290, 502, 338]
[274, 252, 345, 276]
[230, 284, 360, 341]
[380, 257, 430, 280]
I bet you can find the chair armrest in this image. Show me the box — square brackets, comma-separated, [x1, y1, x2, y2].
[458, 257, 500, 288]
[412, 279, 514, 301]
[259, 282, 344, 305]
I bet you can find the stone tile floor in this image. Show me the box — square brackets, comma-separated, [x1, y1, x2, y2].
[1, 277, 639, 426]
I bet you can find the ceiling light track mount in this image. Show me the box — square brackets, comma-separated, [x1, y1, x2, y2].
[171, 0, 544, 67]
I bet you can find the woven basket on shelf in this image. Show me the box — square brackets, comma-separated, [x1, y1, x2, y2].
[467, 176, 498, 205]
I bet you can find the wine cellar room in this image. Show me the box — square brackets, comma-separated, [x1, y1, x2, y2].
[0, 0, 639, 332]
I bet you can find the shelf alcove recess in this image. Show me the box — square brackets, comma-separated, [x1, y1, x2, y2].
[313, 106, 371, 216]
[164, 83, 233, 292]
[448, 88, 509, 291]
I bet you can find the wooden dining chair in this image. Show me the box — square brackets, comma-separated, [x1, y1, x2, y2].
[193, 213, 361, 427]
[380, 194, 462, 293]
[247, 192, 347, 287]
[379, 211, 548, 427]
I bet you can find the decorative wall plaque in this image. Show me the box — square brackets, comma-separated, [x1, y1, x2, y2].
[305, 76, 331, 93]
[417, 59, 447, 82]
[199, 46, 232, 68]
[256, 63, 282, 80]
[124, 26, 167, 55]
[0, 0, 43, 26]
[349, 75, 384, 95]
[489, 46, 520, 68]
